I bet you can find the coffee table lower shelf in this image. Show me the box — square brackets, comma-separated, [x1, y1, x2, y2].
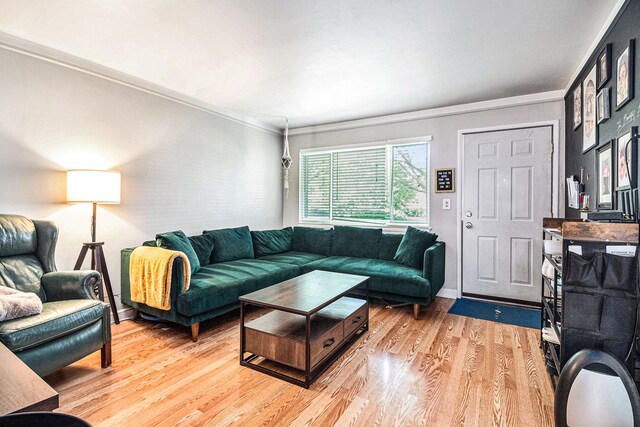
[240, 296, 369, 388]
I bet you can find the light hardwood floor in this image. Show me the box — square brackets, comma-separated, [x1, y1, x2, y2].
[45, 298, 554, 426]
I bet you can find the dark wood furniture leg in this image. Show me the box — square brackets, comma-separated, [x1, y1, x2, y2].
[101, 341, 112, 368]
[239, 302, 245, 362]
[413, 304, 420, 320]
[191, 323, 199, 342]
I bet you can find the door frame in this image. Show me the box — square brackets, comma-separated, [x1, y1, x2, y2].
[456, 120, 561, 299]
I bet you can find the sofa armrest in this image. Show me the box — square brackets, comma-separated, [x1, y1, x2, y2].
[41, 270, 101, 301]
[423, 241, 446, 300]
[120, 247, 187, 310]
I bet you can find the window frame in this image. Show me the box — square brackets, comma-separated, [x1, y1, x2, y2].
[298, 137, 431, 227]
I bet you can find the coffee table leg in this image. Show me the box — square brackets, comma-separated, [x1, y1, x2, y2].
[365, 280, 370, 332]
[305, 314, 311, 388]
[240, 301, 245, 363]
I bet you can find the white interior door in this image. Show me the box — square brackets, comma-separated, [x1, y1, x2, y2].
[462, 126, 552, 302]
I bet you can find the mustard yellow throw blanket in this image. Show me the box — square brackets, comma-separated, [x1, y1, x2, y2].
[130, 246, 191, 310]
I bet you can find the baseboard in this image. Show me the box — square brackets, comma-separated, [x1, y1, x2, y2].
[115, 307, 137, 323]
[436, 288, 457, 299]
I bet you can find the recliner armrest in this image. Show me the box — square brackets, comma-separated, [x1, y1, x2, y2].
[41, 270, 101, 301]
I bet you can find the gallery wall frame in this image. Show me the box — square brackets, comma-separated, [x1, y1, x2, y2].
[597, 43, 611, 89]
[615, 127, 637, 191]
[615, 39, 635, 110]
[582, 65, 598, 153]
[596, 140, 614, 210]
[597, 87, 611, 124]
[573, 84, 582, 130]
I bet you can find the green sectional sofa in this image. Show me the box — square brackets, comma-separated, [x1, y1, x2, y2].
[121, 225, 445, 341]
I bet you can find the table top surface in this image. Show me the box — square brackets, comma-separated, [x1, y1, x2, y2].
[0, 342, 59, 415]
[239, 270, 369, 315]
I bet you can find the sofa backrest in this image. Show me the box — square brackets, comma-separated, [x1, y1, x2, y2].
[0, 214, 58, 301]
[331, 225, 382, 259]
[378, 233, 404, 261]
[292, 227, 333, 256]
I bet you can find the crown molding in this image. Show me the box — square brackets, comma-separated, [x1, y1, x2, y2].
[563, 0, 628, 94]
[0, 31, 281, 135]
[289, 90, 564, 136]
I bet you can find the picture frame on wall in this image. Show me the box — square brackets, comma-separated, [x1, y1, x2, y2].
[597, 87, 610, 124]
[616, 129, 637, 191]
[597, 43, 611, 89]
[596, 140, 614, 210]
[582, 65, 597, 153]
[616, 39, 635, 110]
[573, 84, 582, 130]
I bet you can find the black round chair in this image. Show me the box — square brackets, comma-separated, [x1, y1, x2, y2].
[0, 412, 91, 427]
[555, 349, 640, 427]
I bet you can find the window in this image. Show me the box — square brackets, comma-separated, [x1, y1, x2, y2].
[300, 141, 430, 225]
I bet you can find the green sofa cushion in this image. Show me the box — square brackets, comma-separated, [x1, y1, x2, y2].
[394, 226, 438, 269]
[331, 226, 382, 259]
[378, 233, 404, 261]
[204, 226, 254, 263]
[176, 259, 300, 316]
[0, 299, 104, 352]
[251, 227, 293, 257]
[156, 230, 200, 274]
[257, 251, 325, 266]
[303, 256, 430, 299]
[188, 234, 215, 266]
[292, 227, 333, 256]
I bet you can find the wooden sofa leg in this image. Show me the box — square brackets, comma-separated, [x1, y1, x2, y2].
[101, 341, 112, 368]
[191, 323, 200, 342]
[413, 304, 420, 320]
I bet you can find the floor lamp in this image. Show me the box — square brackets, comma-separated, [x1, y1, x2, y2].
[67, 170, 121, 324]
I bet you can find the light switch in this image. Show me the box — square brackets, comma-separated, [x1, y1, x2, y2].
[442, 199, 451, 210]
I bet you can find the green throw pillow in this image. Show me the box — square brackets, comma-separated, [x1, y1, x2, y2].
[188, 233, 215, 266]
[204, 226, 254, 263]
[156, 230, 200, 274]
[292, 227, 333, 256]
[251, 227, 293, 257]
[332, 226, 381, 258]
[393, 226, 438, 269]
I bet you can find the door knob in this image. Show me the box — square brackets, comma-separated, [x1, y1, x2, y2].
[465, 222, 473, 229]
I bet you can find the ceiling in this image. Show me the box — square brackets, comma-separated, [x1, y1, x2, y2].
[0, 0, 620, 128]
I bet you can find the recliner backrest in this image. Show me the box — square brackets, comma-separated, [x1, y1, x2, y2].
[0, 214, 58, 301]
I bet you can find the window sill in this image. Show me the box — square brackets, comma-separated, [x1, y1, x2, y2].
[297, 220, 432, 232]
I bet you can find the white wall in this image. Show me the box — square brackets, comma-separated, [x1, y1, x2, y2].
[0, 47, 283, 311]
[284, 100, 565, 294]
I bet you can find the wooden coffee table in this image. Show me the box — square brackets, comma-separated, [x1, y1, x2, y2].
[0, 343, 58, 415]
[239, 270, 369, 388]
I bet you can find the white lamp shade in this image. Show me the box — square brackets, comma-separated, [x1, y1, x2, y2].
[67, 170, 121, 204]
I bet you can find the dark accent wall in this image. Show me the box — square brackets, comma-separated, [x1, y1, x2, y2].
[565, 0, 640, 217]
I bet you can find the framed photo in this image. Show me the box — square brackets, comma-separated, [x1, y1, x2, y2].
[616, 39, 635, 110]
[596, 141, 614, 209]
[616, 129, 637, 191]
[597, 87, 610, 124]
[597, 43, 611, 89]
[573, 84, 582, 130]
[582, 65, 597, 153]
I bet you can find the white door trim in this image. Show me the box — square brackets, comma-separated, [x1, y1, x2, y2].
[456, 120, 560, 299]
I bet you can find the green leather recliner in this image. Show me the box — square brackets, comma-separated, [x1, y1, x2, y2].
[0, 214, 111, 376]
